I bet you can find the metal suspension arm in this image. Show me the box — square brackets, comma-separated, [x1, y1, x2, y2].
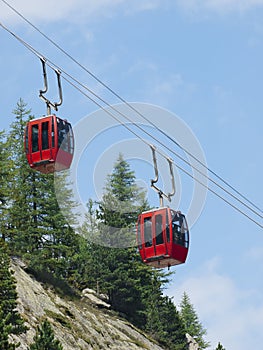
[150, 144, 159, 186]
[150, 145, 166, 207]
[39, 57, 48, 95]
[167, 157, 176, 202]
[39, 58, 63, 115]
[54, 69, 63, 110]
[150, 145, 176, 206]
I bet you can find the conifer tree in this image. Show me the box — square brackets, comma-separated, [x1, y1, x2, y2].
[215, 342, 226, 350]
[5, 100, 79, 286]
[29, 171, 79, 281]
[83, 154, 188, 349]
[0, 309, 18, 350]
[85, 154, 151, 324]
[97, 153, 148, 247]
[0, 241, 26, 337]
[28, 319, 63, 350]
[179, 292, 210, 349]
[0, 130, 8, 199]
[159, 296, 188, 350]
[4, 99, 38, 250]
[145, 275, 188, 350]
[0, 130, 10, 241]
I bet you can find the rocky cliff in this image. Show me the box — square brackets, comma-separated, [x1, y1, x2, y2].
[10, 259, 165, 350]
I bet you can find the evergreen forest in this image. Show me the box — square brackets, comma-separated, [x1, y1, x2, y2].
[0, 100, 217, 350]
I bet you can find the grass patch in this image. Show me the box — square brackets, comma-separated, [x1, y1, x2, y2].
[25, 266, 79, 299]
[45, 309, 72, 329]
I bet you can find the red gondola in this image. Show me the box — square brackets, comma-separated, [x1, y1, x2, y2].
[136, 207, 189, 268]
[24, 115, 74, 174]
[137, 145, 190, 268]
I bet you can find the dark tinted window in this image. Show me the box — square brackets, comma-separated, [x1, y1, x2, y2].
[57, 119, 74, 154]
[155, 214, 164, 245]
[32, 124, 39, 152]
[144, 217, 152, 247]
[171, 211, 189, 248]
[42, 121, 49, 150]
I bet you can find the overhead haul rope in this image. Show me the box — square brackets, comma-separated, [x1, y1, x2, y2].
[1, 21, 262, 221]
[1, 0, 261, 217]
[59, 75, 263, 229]
[0, 22, 262, 229]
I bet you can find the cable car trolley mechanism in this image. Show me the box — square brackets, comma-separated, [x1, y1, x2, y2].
[24, 58, 74, 174]
[136, 146, 189, 269]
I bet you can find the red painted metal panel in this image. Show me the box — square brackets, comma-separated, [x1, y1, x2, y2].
[24, 115, 74, 174]
[136, 207, 189, 268]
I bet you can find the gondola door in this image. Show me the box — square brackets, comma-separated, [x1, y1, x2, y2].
[40, 119, 52, 163]
[26, 117, 54, 169]
[29, 122, 41, 166]
[139, 209, 168, 265]
[153, 210, 168, 259]
[142, 214, 155, 261]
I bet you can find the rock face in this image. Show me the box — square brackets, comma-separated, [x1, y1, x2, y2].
[11, 261, 164, 350]
[186, 334, 199, 350]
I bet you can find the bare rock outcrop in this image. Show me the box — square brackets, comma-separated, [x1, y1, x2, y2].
[11, 261, 164, 350]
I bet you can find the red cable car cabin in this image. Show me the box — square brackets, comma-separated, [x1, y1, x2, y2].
[136, 207, 189, 268]
[24, 115, 74, 174]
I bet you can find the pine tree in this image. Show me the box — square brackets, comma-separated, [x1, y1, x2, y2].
[82, 154, 188, 349]
[5, 100, 79, 288]
[4, 99, 38, 250]
[28, 319, 63, 350]
[0, 241, 26, 337]
[145, 275, 188, 350]
[215, 342, 226, 350]
[0, 130, 10, 241]
[0, 309, 18, 350]
[0, 130, 8, 201]
[85, 154, 151, 325]
[97, 153, 148, 248]
[179, 292, 210, 349]
[160, 296, 188, 350]
[29, 171, 79, 281]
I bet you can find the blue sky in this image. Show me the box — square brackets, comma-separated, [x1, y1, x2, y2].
[1, 1, 263, 348]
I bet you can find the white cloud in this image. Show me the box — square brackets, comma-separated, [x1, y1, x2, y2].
[0, 0, 165, 25]
[149, 73, 196, 105]
[6, 0, 263, 24]
[245, 246, 263, 261]
[167, 257, 263, 349]
[175, 0, 263, 15]
[124, 61, 190, 104]
[153, 73, 184, 95]
[126, 60, 158, 75]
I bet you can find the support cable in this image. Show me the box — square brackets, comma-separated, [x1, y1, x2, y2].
[0, 21, 262, 229]
[1, 0, 261, 215]
[59, 73, 263, 229]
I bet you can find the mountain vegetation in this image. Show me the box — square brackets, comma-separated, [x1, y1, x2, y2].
[27, 319, 63, 350]
[179, 292, 210, 349]
[0, 99, 218, 349]
[0, 241, 26, 349]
